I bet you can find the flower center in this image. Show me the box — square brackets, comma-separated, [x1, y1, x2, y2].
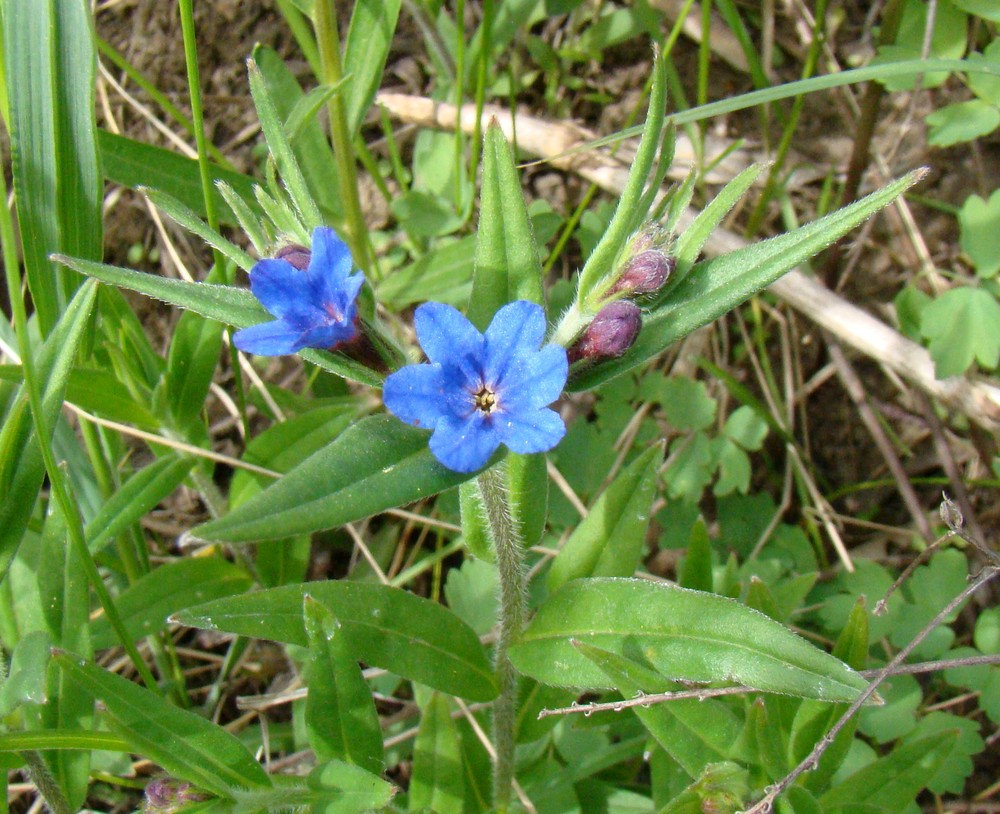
[472, 385, 498, 415]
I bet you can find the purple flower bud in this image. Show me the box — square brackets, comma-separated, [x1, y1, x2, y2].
[144, 779, 206, 812]
[568, 301, 642, 363]
[610, 249, 674, 296]
[274, 243, 311, 271]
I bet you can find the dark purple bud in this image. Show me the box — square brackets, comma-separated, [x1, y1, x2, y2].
[275, 243, 311, 271]
[568, 301, 642, 363]
[144, 779, 207, 812]
[610, 249, 674, 296]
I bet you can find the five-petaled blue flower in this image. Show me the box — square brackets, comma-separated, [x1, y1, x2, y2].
[383, 301, 568, 473]
[233, 226, 364, 356]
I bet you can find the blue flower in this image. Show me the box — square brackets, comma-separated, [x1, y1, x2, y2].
[233, 226, 364, 356]
[383, 300, 568, 473]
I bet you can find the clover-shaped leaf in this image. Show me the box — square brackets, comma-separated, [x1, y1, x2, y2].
[959, 188, 1000, 277]
[920, 287, 1000, 377]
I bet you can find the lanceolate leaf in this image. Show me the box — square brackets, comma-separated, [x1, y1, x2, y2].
[467, 122, 545, 330]
[547, 443, 662, 591]
[509, 578, 869, 703]
[174, 581, 498, 702]
[192, 414, 476, 543]
[84, 455, 196, 555]
[5, 0, 101, 334]
[90, 557, 253, 649]
[99, 130, 259, 225]
[409, 693, 464, 814]
[0, 280, 98, 583]
[53, 652, 271, 799]
[303, 597, 385, 774]
[53, 255, 382, 386]
[571, 169, 926, 391]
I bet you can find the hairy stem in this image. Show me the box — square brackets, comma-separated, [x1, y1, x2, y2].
[477, 465, 526, 813]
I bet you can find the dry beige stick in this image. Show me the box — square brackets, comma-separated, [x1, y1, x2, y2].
[377, 93, 1000, 437]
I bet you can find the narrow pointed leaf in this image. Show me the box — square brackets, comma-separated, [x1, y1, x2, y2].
[342, 0, 402, 137]
[409, 693, 464, 814]
[53, 652, 271, 798]
[174, 581, 498, 702]
[467, 123, 545, 330]
[0, 280, 97, 582]
[509, 578, 869, 703]
[85, 455, 196, 554]
[6, 0, 100, 333]
[303, 596, 385, 774]
[100, 130, 259, 225]
[193, 414, 475, 543]
[548, 443, 662, 591]
[90, 557, 253, 649]
[574, 640, 740, 778]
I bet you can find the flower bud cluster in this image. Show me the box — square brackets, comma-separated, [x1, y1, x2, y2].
[569, 227, 674, 364]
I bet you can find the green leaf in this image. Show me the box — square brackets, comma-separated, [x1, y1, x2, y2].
[305, 760, 397, 814]
[927, 99, 1000, 146]
[252, 45, 343, 225]
[409, 693, 464, 814]
[658, 377, 717, 431]
[959, 188, 1000, 277]
[342, 0, 403, 137]
[84, 454, 197, 555]
[968, 41, 1000, 102]
[920, 286, 1000, 376]
[821, 730, 961, 810]
[574, 640, 740, 778]
[36, 504, 92, 810]
[678, 519, 713, 593]
[90, 557, 253, 649]
[174, 581, 498, 702]
[0, 631, 51, 714]
[248, 57, 322, 230]
[467, 123, 546, 330]
[671, 163, 765, 285]
[303, 596, 385, 774]
[53, 254, 383, 386]
[874, 0, 969, 91]
[376, 236, 476, 310]
[509, 578, 869, 702]
[0, 280, 98, 582]
[723, 405, 768, 450]
[100, 131, 260, 226]
[5, 0, 101, 334]
[571, 169, 926, 391]
[53, 652, 271, 798]
[547, 443, 662, 591]
[142, 187, 256, 272]
[193, 414, 476, 543]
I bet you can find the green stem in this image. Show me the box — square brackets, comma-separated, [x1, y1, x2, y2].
[313, 0, 376, 277]
[476, 465, 526, 813]
[178, 0, 225, 280]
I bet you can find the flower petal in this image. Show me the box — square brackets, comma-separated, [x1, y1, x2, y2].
[383, 364, 451, 429]
[233, 320, 304, 356]
[483, 300, 547, 385]
[429, 414, 500, 473]
[307, 227, 356, 300]
[297, 318, 358, 350]
[415, 303, 484, 368]
[249, 258, 316, 327]
[499, 344, 568, 411]
[494, 407, 566, 455]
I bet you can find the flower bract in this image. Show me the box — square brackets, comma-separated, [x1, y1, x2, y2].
[233, 226, 364, 356]
[383, 301, 569, 473]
